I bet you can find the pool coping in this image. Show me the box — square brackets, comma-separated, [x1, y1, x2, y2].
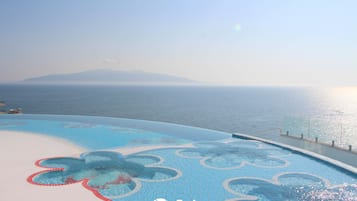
[233, 133, 357, 175]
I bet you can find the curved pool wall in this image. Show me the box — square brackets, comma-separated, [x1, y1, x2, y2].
[234, 133, 357, 174]
[1, 114, 356, 201]
[0, 114, 230, 150]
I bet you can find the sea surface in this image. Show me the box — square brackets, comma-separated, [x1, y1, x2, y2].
[1, 84, 357, 147]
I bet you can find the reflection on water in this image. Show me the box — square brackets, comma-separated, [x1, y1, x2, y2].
[227, 173, 357, 201]
[283, 87, 357, 148]
[1, 85, 357, 147]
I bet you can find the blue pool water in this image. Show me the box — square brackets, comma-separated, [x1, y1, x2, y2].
[0, 114, 228, 150]
[1, 114, 356, 201]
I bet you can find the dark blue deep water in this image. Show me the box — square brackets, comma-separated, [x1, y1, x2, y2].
[1, 84, 357, 146]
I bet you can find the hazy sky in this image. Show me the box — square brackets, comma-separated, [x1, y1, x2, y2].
[1, 0, 356, 86]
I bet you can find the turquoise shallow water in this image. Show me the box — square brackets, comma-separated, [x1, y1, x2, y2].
[0, 114, 228, 149]
[1, 115, 356, 201]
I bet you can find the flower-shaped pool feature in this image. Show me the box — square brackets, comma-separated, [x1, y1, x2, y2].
[28, 151, 181, 201]
[176, 140, 290, 169]
[224, 172, 357, 201]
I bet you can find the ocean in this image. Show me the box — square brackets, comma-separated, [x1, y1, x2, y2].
[1, 84, 357, 147]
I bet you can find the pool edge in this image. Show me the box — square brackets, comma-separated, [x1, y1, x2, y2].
[233, 133, 357, 175]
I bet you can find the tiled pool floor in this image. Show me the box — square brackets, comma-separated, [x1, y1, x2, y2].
[1, 115, 356, 201]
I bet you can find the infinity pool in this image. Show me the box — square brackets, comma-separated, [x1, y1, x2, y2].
[1, 114, 356, 201]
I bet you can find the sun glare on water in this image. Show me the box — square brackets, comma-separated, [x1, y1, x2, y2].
[325, 87, 357, 146]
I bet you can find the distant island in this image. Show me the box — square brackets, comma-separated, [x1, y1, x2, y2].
[23, 69, 197, 85]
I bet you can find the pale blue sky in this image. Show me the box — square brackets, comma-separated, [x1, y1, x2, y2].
[1, 0, 356, 86]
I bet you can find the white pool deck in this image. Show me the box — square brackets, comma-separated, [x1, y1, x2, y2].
[0, 130, 99, 201]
